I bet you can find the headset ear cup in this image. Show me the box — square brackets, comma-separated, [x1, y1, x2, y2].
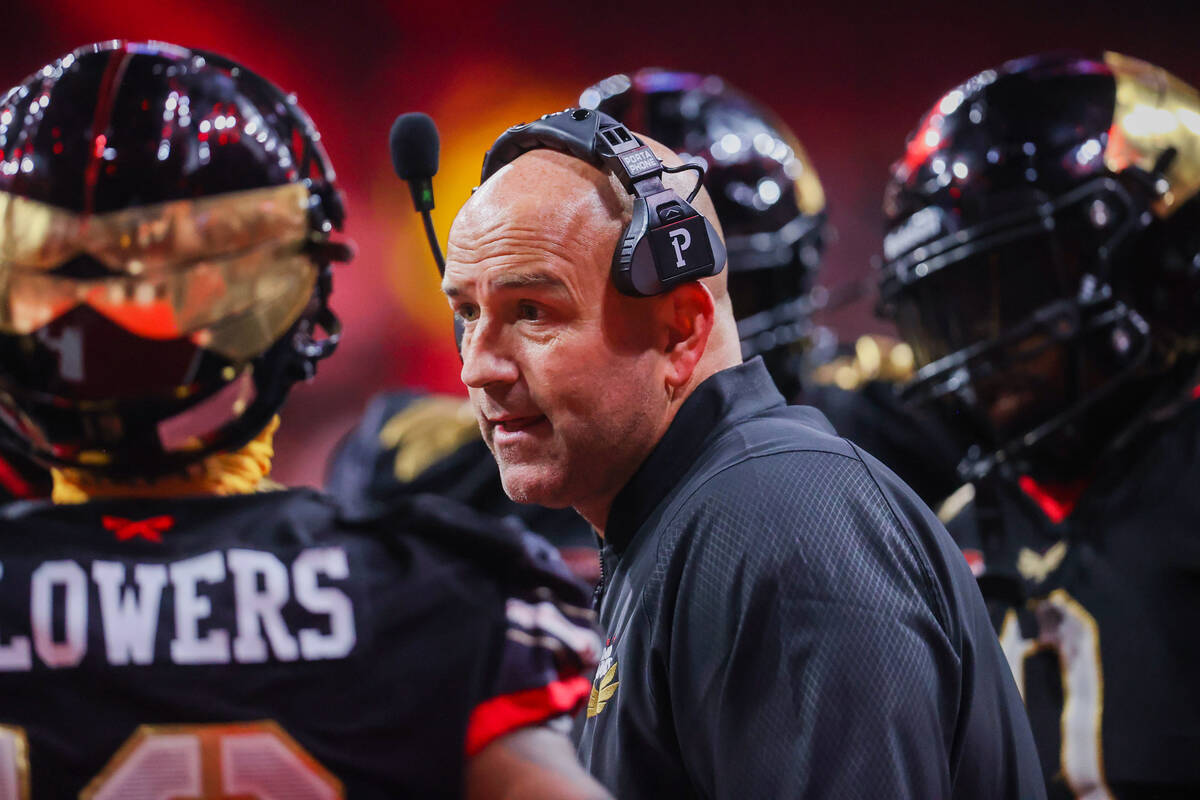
[611, 202, 726, 297]
[628, 236, 661, 297]
[705, 217, 727, 277]
[611, 199, 652, 296]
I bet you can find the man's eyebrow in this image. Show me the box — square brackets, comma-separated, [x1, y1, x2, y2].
[442, 272, 568, 298]
[488, 272, 568, 293]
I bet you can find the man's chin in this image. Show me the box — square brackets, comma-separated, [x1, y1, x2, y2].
[497, 464, 571, 508]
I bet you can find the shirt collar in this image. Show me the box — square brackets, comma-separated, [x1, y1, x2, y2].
[603, 358, 786, 552]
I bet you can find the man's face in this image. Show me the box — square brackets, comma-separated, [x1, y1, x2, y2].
[442, 156, 667, 514]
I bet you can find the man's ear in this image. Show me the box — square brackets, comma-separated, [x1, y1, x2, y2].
[661, 281, 715, 392]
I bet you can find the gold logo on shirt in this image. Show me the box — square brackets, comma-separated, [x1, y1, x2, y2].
[1017, 540, 1069, 584]
[587, 662, 619, 718]
[587, 642, 618, 718]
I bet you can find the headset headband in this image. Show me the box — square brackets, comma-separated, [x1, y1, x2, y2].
[481, 108, 726, 297]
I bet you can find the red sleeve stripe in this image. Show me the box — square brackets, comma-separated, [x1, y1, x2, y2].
[465, 675, 592, 756]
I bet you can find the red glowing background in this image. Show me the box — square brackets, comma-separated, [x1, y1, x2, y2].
[4, 0, 1197, 485]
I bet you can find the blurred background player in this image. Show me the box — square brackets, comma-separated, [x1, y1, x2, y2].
[0, 40, 607, 799]
[878, 51, 1200, 798]
[327, 70, 961, 572]
[327, 388, 599, 579]
[584, 69, 963, 508]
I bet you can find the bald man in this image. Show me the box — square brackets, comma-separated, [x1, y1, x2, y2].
[442, 116, 1044, 799]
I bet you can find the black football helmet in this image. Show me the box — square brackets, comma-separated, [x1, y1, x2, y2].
[0, 41, 349, 476]
[581, 70, 828, 398]
[878, 52, 1200, 482]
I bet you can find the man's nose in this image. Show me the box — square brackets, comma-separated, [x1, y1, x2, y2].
[460, 322, 520, 389]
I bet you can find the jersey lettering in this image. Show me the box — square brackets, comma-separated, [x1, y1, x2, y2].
[29, 561, 87, 668]
[92, 562, 167, 666]
[0, 566, 32, 672]
[292, 548, 355, 660]
[999, 588, 1113, 800]
[0, 548, 356, 670]
[229, 550, 299, 663]
[169, 552, 231, 665]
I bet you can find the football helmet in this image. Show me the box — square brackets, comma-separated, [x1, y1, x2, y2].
[0, 40, 349, 476]
[581, 70, 828, 398]
[878, 52, 1200, 481]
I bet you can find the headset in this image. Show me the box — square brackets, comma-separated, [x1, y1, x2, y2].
[480, 108, 726, 297]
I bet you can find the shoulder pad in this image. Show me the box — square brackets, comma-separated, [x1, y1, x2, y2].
[377, 396, 480, 482]
[342, 493, 592, 609]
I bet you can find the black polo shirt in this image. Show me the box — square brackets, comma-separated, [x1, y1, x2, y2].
[576, 358, 1043, 799]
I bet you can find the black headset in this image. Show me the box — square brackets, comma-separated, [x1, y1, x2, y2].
[480, 108, 726, 297]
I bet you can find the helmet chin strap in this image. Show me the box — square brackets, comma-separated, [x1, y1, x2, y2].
[50, 416, 281, 504]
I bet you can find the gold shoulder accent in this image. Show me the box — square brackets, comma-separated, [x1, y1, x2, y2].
[378, 396, 481, 482]
[810, 334, 916, 390]
[937, 482, 975, 524]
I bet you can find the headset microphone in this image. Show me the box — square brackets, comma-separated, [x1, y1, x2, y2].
[389, 112, 445, 274]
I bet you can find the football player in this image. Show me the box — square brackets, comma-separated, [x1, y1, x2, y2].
[878, 52, 1200, 798]
[0, 41, 608, 799]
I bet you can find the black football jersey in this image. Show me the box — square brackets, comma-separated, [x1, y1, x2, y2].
[0, 488, 599, 798]
[326, 392, 598, 570]
[945, 401, 1200, 799]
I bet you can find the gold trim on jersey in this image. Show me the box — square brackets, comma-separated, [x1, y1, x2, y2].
[0, 724, 31, 800]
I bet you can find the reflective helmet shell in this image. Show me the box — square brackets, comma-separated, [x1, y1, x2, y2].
[0, 40, 347, 475]
[878, 52, 1200, 480]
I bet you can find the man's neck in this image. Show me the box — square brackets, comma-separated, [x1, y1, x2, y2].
[577, 375, 715, 538]
[575, 500, 610, 539]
